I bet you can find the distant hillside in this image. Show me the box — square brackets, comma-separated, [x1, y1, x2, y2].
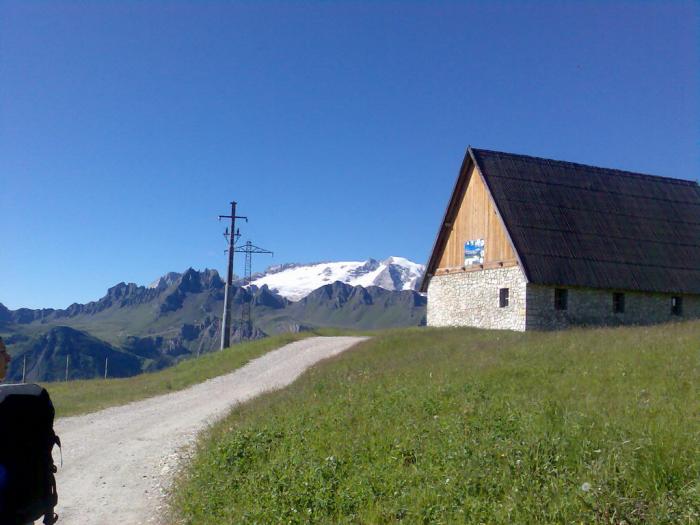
[0, 263, 426, 382]
[288, 281, 426, 329]
[7, 326, 141, 382]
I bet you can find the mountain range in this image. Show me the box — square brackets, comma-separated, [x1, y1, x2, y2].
[246, 256, 424, 301]
[0, 258, 426, 382]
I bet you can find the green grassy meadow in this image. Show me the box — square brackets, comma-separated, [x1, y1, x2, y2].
[171, 322, 700, 524]
[46, 332, 315, 417]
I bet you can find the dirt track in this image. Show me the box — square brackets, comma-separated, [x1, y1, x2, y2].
[53, 336, 367, 525]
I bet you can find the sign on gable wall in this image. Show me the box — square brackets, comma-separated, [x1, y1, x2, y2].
[464, 239, 485, 266]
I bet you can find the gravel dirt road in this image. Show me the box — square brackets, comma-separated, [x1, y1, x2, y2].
[53, 336, 367, 525]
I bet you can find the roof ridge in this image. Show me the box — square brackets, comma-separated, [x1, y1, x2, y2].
[471, 147, 699, 187]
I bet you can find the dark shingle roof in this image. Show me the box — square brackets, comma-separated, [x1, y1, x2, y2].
[422, 147, 700, 294]
[473, 148, 700, 294]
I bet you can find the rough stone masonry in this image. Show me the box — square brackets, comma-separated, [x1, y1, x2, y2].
[427, 266, 700, 331]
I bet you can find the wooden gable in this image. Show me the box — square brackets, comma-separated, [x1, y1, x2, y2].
[436, 163, 517, 270]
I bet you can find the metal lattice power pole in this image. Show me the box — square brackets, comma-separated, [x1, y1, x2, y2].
[234, 240, 273, 338]
[218, 201, 247, 350]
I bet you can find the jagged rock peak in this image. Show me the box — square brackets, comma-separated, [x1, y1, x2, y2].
[0, 303, 11, 323]
[178, 268, 203, 293]
[149, 272, 182, 290]
[253, 285, 287, 309]
[107, 282, 142, 299]
[150, 269, 223, 291]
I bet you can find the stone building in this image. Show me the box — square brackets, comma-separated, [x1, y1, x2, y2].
[419, 147, 700, 330]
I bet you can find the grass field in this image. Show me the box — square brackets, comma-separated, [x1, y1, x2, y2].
[46, 332, 315, 417]
[171, 322, 700, 524]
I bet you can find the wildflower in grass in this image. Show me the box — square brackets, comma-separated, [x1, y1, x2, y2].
[581, 482, 591, 492]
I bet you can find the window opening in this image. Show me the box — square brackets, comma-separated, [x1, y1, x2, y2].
[612, 292, 625, 314]
[554, 288, 568, 310]
[499, 288, 509, 308]
[671, 296, 683, 316]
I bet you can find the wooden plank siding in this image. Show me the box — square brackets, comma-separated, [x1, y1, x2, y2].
[437, 164, 517, 270]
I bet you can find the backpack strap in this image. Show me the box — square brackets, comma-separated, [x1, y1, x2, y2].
[42, 433, 60, 525]
[54, 435, 62, 468]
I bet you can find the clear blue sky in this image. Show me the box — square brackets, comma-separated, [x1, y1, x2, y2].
[1, 1, 698, 309]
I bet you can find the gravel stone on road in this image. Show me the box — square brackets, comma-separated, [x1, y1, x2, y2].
[53, 336, 368, 525]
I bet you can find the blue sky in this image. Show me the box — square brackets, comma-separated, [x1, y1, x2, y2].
[1, 1, 698, 309]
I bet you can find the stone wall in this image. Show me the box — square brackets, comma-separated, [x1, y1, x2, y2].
[526, 285, 700, 330]
[427, 267, 700, 331]
[426, 266, 527, 331]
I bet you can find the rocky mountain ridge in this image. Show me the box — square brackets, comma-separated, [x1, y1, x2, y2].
[1, 262, 426, 382]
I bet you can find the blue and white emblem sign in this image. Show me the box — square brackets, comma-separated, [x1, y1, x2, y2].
[464, 239, 485, 266]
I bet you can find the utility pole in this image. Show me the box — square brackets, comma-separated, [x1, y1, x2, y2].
[21, 355, 26, 384]
[234, 240, 273, 338]
[218, 201, 247, 350]
[65, 355, 70, 382]
[104, 357, 108, 380]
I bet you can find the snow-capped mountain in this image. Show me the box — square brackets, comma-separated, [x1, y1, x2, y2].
[247, 257, 425, 301]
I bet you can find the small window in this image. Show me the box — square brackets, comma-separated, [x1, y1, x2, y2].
[612, 292, 625, 314]
[671, 296, 683, 316]
[499, 288, 509, 308]
[554, 288, 568, 310]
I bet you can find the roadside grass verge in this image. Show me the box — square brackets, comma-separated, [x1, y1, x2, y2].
[171, 321, 700, 524]
[307, 327, 381, 337]
[46, 332, 314, 417]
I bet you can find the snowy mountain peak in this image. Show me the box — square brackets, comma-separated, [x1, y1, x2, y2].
[248, 257, 425, 302]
